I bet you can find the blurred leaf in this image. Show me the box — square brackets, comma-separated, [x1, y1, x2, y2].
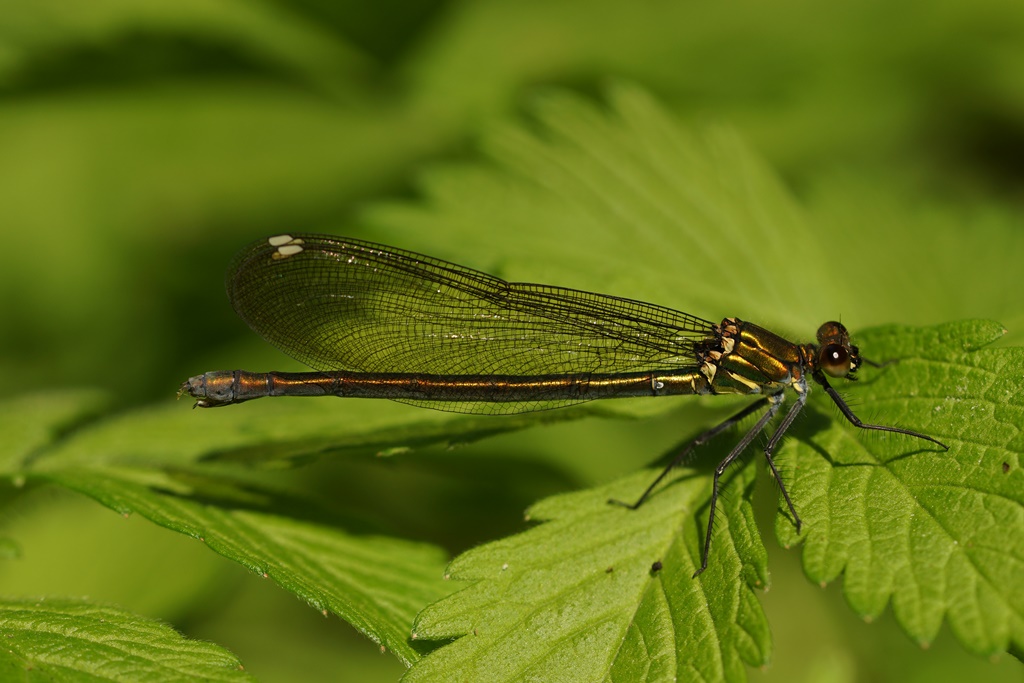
[0, 390, 108, 475]
[0, 490, 234, 623]
[0, 0, 370, 94]
[0, 597, 252, 681]
[804, 176, 1024, 334]
[777, 320, 1023, 657]
[370, 83, 830, 336]
[0, 83, 445, 402]
[0, 537, 19, 560]
[284, 0, 450, 64]
[404, 0, 1024, 188]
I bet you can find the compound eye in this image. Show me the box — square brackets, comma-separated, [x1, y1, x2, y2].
[821, 343, 852, 378]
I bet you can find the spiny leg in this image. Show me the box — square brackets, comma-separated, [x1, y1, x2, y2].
[694, 393, 784, 578]
[815, 373, 949, 450]
[760, 389, 808, 533]
[608, 397, 771, 511]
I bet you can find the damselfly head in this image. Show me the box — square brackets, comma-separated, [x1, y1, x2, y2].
[815, 321, 861, 379]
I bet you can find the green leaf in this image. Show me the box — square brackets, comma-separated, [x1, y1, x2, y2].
[29, 442, 454, 666]
[407, 465, 769, 683]
[777, 319, 1023, 657]
[0, 596, 252, 682]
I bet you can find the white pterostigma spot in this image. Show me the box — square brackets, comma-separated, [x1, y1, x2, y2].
[277, 244, 304, 256]
[269, 234, 305, 259]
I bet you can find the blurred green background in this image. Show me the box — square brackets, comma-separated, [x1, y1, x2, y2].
[0, 1, 1022, 681]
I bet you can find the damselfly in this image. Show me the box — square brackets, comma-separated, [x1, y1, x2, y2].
[181, 234, 947, 576]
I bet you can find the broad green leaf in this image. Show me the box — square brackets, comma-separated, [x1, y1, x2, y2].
[0, 83, 444, 400]
[23, 400, 462, 668]
[407, 464, 769, 683]
[34, 465, 451, 666]
[777, 319, 1023, 657]
[0, 596, 252, 682]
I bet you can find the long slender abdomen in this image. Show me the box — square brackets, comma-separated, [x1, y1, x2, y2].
[180, 369, 708, 407]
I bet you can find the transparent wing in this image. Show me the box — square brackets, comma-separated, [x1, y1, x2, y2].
[227, 234, 715, 383]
